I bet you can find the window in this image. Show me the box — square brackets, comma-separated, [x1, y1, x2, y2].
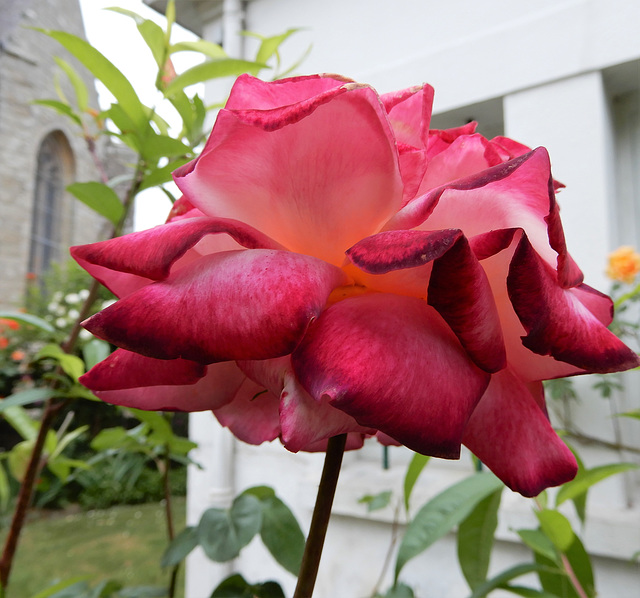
[28, 131, 73, 277]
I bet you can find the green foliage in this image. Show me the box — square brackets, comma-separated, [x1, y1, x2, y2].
[403, 453, 430, 512]
[210, 574, 285, 598]
[395, 472, 503, 580]
[359, 490, 392, 512]
[66, 183, 124, 227]
[457, 488, 502, 589]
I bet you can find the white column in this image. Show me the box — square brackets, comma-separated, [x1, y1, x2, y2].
[503, 71, 615, 290]
[185, 412, 236, 598]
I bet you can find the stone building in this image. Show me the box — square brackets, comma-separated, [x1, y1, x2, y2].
[0, 0, 108, 310]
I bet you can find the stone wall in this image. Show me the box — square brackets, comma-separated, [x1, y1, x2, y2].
[0, 0, 107, 309]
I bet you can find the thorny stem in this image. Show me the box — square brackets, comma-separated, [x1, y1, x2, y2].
[293, 434, 347, 598]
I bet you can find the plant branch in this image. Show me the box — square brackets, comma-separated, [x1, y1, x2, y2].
[293, 434, 347, 598]
[0, 398, 64, 589]
[560, 553, 589, 598]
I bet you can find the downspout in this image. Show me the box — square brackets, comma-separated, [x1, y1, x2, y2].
[222, 0, 247, 60]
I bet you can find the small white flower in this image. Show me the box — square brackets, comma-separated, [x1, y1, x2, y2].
[78, 289, 90, 300]
[79, 329, 93, 340]
[65, 293, 80, 304]
[55, 317, 67, 328]
[52, 291, 63, 302]
[47, 302, 59, 313]
[55, 305, 66, 316]
[68, 309, 80, 320]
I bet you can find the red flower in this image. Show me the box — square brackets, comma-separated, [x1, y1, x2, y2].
[72, 75, 639, 497]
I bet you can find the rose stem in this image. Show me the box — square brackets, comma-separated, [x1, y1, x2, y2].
[293, 433, 347, 598]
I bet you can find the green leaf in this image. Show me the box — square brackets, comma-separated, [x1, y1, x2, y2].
[36, 344, 85, 382]
[535, 534, 594, 598]
[242, 486, 277, 501]
[556, 463, 638, 506]
[457, 487, 502, 589]
[517, 529, 558, 562]
[535, 510, 574, 553]
[161, 526, 199, 568]
[0, 312, 55, 333]
[381, 583, 415, 598]
[3, 405, 39, 440]
[164, 59, 266, 97]
[53, 56, 89, 111]
[359, 490, 393, 512]
[8, 440, 34, 481]
[138, 19, 167, 67]
[469, 563, 552, 598]
[259, 495, 305, 575]
[67, 182, 124, 226]
[395, 472, 503, 579]
[82, 338, 111, 370]
[30, 577, 91, 598]
[170, 40, 227, 59]
[50, 425, 89, 460]
[90, 427, 129, 451]
[37, 29, 147, 131]
[0, 388, 55, 412]
[197, 494, 262, 562]
[617, 409, 640, 420]
[32, 99, 82, 125]
[403, 453, 430, 511]
[210, 574, 285, 598]
[249, 28, 301, 65]
[139, 157, 191, 190]
[0, 464, 10, 511]
[498, 585, 562, 597]
[140, 133, 191, 162]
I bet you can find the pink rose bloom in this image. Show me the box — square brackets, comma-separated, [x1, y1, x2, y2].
[72, 74, 639, 497]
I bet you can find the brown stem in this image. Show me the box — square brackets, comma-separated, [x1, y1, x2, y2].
[160, 445, 179, 598]
[0, 398, 64, 589]
[293, 434, 347, 598]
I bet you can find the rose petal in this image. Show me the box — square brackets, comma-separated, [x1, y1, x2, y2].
[384, 148, 583, 288]
[280, 371, 374, 453]
[71, 215, 284, 285]
[175, 84, 404, 265]
[214, 378, 281, 445]
[81, 349, 205, 390]
[347, 229, 505, 372]
[463, 369, 578, 497]
[84, 249, 349, 363]
[292, 293, 490, 458]
[86, 360, 245, 412]
[508, 234, 640, 373]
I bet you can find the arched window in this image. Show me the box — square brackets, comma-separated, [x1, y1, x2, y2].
[28, 131, 74, 277]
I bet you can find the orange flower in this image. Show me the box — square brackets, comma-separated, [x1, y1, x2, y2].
[0, 337, 8, 349]
[11, 350, 26, 361]
[606, 246, 640, 284]
[0, 318, 19, 331]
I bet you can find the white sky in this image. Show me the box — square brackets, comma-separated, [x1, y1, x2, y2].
[78, 0, 201, 230]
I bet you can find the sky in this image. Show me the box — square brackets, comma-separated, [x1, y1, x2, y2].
[78, 0, 201, 230]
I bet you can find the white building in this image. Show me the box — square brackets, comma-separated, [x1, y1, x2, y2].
[149, 1, 640, 596]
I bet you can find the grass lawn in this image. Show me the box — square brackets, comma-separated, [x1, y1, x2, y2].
[1, 497, 186, 598]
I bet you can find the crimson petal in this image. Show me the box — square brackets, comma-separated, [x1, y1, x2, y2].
[347, 229, 505, 372]
[463, 369, 577, 497]
[508, 235, 640, 373]
[292, 293, 490, 458]
[84, 249, 348, 363]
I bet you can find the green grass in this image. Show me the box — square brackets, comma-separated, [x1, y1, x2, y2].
[1, 498, 186, 598]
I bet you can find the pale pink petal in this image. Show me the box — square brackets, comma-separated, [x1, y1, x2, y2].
[380, 83, 433, 149]
[384, 148, 583, 288]
[174, 85, 403, 265]
[426, 122, 477, 161]
[214, 378, 281, 445]
[84, 249, 348, 363]
[346, 229, 505, 373]
[85, 361, 245, 412]
[292, 293, 490, 459]
[279, 371, 375, 453]
[507, 235, 640, 373]
[463, 369, 578, 497]
[299, 433, 366, 453]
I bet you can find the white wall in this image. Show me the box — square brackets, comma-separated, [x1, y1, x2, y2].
[185, 1, 640, 596]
